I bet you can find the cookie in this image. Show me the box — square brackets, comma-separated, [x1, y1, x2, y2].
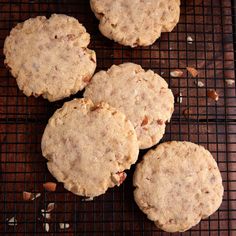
[41, 98, 139, 198]
[84, 63, 174, 149]
[4, 14, 96, 101]
[133, 141, 224, 232]
[90, 0, 180, 47]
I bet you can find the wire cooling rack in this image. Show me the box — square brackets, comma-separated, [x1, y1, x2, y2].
[0, 0, 235, 235]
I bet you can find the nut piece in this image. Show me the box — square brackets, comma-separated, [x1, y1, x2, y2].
[41, 210, 51, 220]
[187, 36, 193, 44]
[194, 80, 204, 87]
[23, 191, 32, 201]
[43, 182, 57, 192]
[175, 92, 183, 104]
[186, 67, 198, 77]
[59, 223, 70, 230]
[225, 79, 235, 86]
[7, 217, 17, 226]
[23, 192, 41, 201]
[207, 89, 219, 101]
[46, 203, 55, 212]
[111, 172, 127, 186]
[43, 223, 50, 232]
[170, 69, 184, 77]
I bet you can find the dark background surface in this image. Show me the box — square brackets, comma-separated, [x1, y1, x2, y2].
[0, 0, 236, 235]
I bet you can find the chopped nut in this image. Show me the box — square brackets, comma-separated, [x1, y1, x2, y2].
[117, 172, 127, 185]
[170, 69, 183, 77]
[46, 203, 55, 212]
[187, 36, 193, 44]
[43, 223, 50, 232]
[194, 80, 204, 87]
[225, 79, 235, 86]
[7, 217, 17, 226]
[41, 210, 51, 220]
[111, 172, 127, 186]
[207, 89, 219, 101]
[43, 182, 57, 192]
[31, 193, 41, 200]
[141, 116, 148, 126]
[23, 191, 32, 201]
[23, 192, 41, 201]
[186, 67, 198, 77]
[59, 223, 70, 230]
[81, 197, 94, 202]
[161, 71, 165, 76]
[175, 92, 183, 103]
[183, 108, 192, 118]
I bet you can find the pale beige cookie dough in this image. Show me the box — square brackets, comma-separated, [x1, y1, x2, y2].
[133, 141, 224, 232]
[90, 0, 180, 47]
[84, 63, 174, 149]
[4, 14, 96, 101]
[41, 98, 139, 198]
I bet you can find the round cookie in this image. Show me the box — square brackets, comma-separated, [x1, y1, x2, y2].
[41, 98, 139, 198]
[133, 141, 224, 232]
[90, 0, 180, 47]
[4, 14, 96, 101]
[84, 63, 174, 149]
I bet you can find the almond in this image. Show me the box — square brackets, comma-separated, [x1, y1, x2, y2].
[170, 69, 183, 77]
[207, 89, 219, 101]
[186, 67, 198, 77]
[43, 182, 57, 192]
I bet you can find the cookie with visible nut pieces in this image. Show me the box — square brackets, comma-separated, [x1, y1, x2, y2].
[84, 63, 174, 149]
[133, 141, 224, 232]
[4, 14, 96, 101]
[90, 0, 180, 47]
[41, 98, 139, 198]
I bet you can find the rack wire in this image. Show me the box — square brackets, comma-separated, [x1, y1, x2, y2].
[0, 0, 235, 235]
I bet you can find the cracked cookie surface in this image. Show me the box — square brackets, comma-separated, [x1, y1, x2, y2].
[84, 63, 174, 149]
[90, 0, 180, 47]
[4, 14, 96, 101]
[133, 141, 224, 232]
[41, 98, 139, 198]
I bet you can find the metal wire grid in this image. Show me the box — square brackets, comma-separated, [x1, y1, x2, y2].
[0, 0, 235, 235]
